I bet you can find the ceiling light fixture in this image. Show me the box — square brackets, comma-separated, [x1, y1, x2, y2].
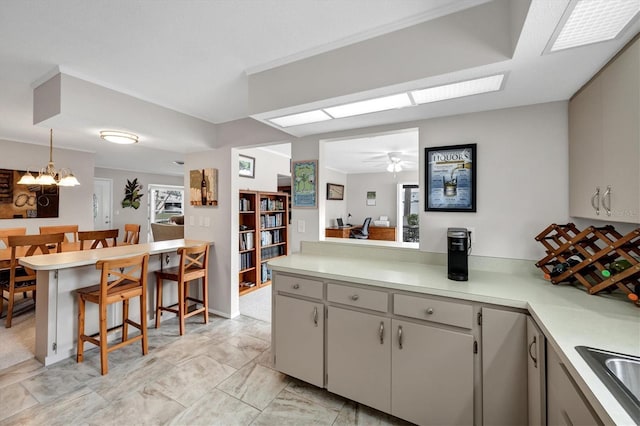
[324, 93, 413, 119]
[100, 130, 139, 144]
[267, 75, 505, 128]
[18, 129, 80, 187]
[547, 0, 640, 53]
[410, 74, 505, 104]
[268, 110, 332, 128]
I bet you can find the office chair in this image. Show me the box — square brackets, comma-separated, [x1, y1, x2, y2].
[350, 217, 372, 239]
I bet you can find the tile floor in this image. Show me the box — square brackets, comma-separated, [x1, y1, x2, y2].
[0, 314, 412, 425]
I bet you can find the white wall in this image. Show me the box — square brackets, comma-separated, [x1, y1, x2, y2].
[0, 139, 94, 233]
[291, 137, 321, 253]
[346, 170, 418, 227]
[291, 101, 572, 261]
[94, 167, 182, 243]
[419, 102, 569, 260]
[236, 147, 290, 192]
[184, 146, 236, 318]
[324, 168, 347, 227]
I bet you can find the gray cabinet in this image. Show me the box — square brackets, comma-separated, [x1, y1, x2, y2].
[326, 306, 391, 413]
[527, 317, 546, 426]
[274, 294, 324, 387]
[481, 307, 528, 426]
[547, 343, 601, 426]
[569, 36, 639, 223]
[391, 318, 474, 426]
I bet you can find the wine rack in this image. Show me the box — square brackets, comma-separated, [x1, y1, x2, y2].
[534, 223, 640, 305]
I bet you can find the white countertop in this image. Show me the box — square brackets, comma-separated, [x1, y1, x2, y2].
[19, 239, 212, 270]
[269, 252, 640, 425]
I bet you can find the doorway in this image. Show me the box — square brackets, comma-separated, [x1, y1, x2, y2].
[93, 178, 113, 230]
[398, 184, 420, 243]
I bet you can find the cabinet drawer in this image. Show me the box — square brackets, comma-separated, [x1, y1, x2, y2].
[393, 294, 472, 329]
[327, 283, 388, 312]
[275, 275, 323, 299]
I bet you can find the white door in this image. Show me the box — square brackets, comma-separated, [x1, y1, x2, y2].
[93, 178, 112, 230]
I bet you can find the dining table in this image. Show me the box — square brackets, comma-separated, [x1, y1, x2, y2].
[0, 241, 124, 269]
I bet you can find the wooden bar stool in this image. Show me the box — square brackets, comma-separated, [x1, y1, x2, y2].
[155, 243, 209, 335]
[1, 233, 64, 328]
[123, 224, 141, 245]
[78, 229, 119, 250]
[76, 253, 149, 375]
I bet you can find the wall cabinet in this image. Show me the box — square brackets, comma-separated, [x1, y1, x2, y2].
[547, 343, 600, 426]
[569, 36, 639, 223]
[238, 190, 289, 296]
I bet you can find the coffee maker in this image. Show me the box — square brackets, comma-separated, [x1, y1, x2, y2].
[447, 227, 470, 281]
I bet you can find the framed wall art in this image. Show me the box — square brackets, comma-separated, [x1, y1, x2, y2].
[0, 168, 59, 219]
[239, 154, 255, 178]
[425, 143, 476, 212]
[292, 160, 317, 208]
[326, 183, 344, 200]
[189, 168, 218, 206]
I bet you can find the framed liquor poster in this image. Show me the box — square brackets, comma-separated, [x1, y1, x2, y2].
[425, 144, 476, 212]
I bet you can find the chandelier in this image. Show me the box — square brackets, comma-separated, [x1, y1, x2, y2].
[17, 129, 80, 187]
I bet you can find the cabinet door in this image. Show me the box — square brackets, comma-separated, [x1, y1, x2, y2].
[569, 77, 603, 220]
[547, 343, 601, 426]
[327, 306, 391, 413]
[527, 317, 546, 426]
[482, 308, 528, 426]
[274, 295, 324, 387]
[392, 319, 474, 426]
[600, 38, 640, 223]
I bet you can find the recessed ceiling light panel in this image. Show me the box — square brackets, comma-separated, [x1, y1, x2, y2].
[410, 74, 504, 105]
[324, 93, 412, 118]
[100, 130, 139, 144]
[269, 110, 332, 127]
[548, 0, 640, 53]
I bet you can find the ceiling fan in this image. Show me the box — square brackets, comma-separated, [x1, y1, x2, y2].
[362, 151, 416, 173]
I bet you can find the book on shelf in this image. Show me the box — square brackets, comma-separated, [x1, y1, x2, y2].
[260, 213, 284, 229]
[261, 245, 285, 260]
[239, 231, 254, 250]
[239, 197, 253, 211]
[240, 281, 256, 288]
[239, 252, 254, 270]
[260, 197, 284, 212]
[261, 263, 272, 283]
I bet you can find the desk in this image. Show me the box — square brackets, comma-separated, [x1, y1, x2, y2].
[325, 226, 355, 238]
[18, 239, 212, 366]
[325, 226, 396, 241]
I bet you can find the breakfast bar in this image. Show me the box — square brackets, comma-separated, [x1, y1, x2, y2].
[19, 239, 211, 366]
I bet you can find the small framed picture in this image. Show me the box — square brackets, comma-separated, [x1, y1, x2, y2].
[239, 154, 255, 178]
[326, 183, 344, 200]
[367, 191, 376, 206]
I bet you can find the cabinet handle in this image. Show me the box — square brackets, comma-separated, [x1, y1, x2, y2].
[591, 187, 600, 215]
[313, 307, 318, 327]
[351, 294, 359, 301]
[398, 325, 403, 350]
[425, 307, 434, 315]
[379, 322, 384, 344]
[528, 336, 537, 368]
[293, 283, 300, 289]
[603, 185, 611, 216]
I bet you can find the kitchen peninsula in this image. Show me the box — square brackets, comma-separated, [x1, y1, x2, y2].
[269, 240, 639, 426]
[19, 239, 212, 366]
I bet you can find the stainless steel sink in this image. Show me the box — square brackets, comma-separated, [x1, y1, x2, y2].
[576, 346, 640, 423]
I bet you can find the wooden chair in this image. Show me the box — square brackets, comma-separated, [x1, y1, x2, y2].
[155, 243, 210, 335]
[0, 227, 26, 249]
[78, 229, 119, 250]
[123, 224, 141, 245]
[76, 253, 149, 375]
[0, 233, 64, 328]
[39, 225, 79, 243]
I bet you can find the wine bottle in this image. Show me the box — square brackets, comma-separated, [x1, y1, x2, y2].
[601, 259, 633, 278]
[547, 255, 582, 278]
[200, 169, 207, 206]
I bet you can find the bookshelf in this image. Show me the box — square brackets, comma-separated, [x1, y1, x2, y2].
[239, 190, 289, 296]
